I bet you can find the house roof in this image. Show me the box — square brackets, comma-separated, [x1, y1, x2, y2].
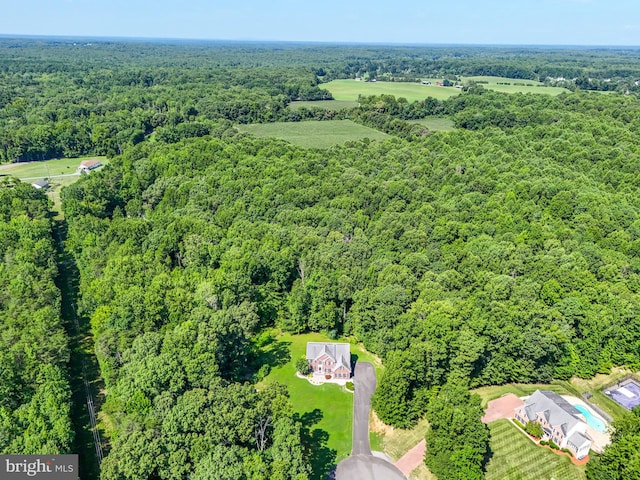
[522, 390, 583, 435]
[306, 342, 351, 371]
[80, 159, 102, 168]
[567, 431, 591, 449]
[31, 179, 49, 189]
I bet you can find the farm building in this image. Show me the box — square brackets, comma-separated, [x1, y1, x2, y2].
[77, 158, 102, 173]
[31, 179, 50, 190]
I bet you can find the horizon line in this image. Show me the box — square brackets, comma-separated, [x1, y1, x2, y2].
[0, 33, 639, 50]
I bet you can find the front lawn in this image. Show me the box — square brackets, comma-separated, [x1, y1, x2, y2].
[258, 332, 382, 478]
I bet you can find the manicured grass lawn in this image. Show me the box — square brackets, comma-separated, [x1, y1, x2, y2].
[258, 332, 383, 476]
[321, 80, 461, 102]
[408, 117, 456, 132]
[462, 75, 570, 95]
[0, 156, 108, 218]
[288, 100, 358, 110]
[472, 383, 576, 409]
[485, 419, 586, 480]
[237, 120, 388, 148]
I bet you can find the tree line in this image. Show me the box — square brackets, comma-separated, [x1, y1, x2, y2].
[0, 180, 73, 454]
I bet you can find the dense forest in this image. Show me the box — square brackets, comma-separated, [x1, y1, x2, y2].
[3, 38, 640, 478]
[0, 180, 73, 454]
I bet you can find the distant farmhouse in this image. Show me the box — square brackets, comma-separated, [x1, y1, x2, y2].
[31, 179, 50, 190]
[306, 342, 352, 379]
[77, 158, 102, 174]
[515, 390, 591, 459]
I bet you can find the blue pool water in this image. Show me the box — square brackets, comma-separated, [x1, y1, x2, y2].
[575, 405, 607, 433]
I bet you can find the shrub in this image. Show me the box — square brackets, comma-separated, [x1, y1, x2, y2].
[513, 419, 525, 429]
[562, 448, 573, 457]
[254, 364, 271, 381]
[524, 421, 544, 439]
[549, 440, 559, 450]
[295, 358, 311, 375]
[540, 440, 548, 446]
[346, 382, 355, 391]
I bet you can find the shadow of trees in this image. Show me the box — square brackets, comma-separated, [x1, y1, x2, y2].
[295, 409, 337, 480]
[247, 336, 291, 381]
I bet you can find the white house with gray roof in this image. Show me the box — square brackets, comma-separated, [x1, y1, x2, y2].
[515, 390, 591, 459]
[306, 342, 352, 379]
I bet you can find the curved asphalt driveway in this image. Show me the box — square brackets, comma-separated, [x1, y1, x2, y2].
[335, 362, 407, 480]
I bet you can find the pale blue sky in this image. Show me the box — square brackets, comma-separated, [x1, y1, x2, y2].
[1, 0, 639, 45]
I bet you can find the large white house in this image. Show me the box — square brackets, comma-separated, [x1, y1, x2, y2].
[515, 390, 591, 459]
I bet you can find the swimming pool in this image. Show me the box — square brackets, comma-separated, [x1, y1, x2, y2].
[575, 405, 607, 433]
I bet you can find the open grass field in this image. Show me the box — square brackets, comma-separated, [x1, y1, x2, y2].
[463, 76, 570, 95]
[237, 119, 388, 148]
[408, 117, 456, 132]
[258, 332, 383, 477]
[485, 419, 586, 480]
[288, 100, 359, 110]
[0, 156, 108, 217]
[321, 80, 461, 102]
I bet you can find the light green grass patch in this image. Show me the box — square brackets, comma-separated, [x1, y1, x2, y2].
[472, 383, 576, 409]
[258, 332, 382, 471]
[0, 156, 107, 178]
[485, 419, 586, 480]
[237, 120, 388, 148]
[0, 156, 108, 218]
[463, 76, 570, 95]
[321, 80, 461, 102]
[288, 100, 358, 111]
[408, 117, 456, 132]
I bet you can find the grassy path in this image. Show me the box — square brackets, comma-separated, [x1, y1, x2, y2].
[53, 220, 105, 480]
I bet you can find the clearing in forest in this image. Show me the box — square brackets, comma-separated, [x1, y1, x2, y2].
[257, 332, 383, 477]
[485, 419, 586, 480]
[288, 100, 359, 110]
[321, 79, 460, 102]
[408, 117, 456, 132]
[462, 75, 570, 95]
[0, 156, 108, 217]
[237, 119, 388, 148]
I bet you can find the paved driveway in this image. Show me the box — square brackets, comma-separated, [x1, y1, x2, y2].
[335, 362, 406, 480]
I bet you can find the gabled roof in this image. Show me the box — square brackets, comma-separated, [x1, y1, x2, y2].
[567, 431, 590, 449]
[306, 342, 351, 371]
[522, 390, 583, 435]
[80, 159, 102, 168]
[31, 179, 49, 189]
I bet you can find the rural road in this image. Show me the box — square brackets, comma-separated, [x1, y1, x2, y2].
[335, 362, 407, 480]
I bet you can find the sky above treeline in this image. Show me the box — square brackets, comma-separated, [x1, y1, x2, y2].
[2, 0, 639, 46]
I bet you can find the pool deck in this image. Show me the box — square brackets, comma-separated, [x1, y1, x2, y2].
[562, 395, 611, 454]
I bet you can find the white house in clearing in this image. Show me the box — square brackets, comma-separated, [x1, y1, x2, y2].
[515, 390, 591, 459]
